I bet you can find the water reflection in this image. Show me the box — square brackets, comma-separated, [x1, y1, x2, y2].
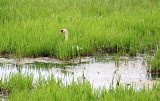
[0, 55, 159, 90]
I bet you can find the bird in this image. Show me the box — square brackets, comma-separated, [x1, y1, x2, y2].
[59, 28, 68, 41]
[59, 28, 83, 50]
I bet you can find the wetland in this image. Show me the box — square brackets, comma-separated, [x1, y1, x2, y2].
[1, 0, 160, 100]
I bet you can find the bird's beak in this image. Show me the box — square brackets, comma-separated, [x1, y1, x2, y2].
[59, 32, 62, 34]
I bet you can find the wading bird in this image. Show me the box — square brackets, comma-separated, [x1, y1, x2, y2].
[59, 28, 83, 51]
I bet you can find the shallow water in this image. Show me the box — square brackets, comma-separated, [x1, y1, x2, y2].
[0, 55, 159, 91]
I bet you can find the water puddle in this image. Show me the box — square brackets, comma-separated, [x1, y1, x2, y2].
[0, 54, 160, 99]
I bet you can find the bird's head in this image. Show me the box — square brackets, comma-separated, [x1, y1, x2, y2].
[59, 28, 68, 34]
[59, 28, 68, 41]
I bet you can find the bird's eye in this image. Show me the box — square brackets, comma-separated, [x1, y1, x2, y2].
[61, 29, 63, 32]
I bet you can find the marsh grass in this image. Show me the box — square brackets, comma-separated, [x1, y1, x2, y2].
[151, 51, 160, 70]
[1, 73, 33, 92]
[0, 0, 160, 60]
[1, 73, 160, 101]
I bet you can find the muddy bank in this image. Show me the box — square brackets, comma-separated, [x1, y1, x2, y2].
[0, 56, 96, 65]
[0, 54, 150, 65]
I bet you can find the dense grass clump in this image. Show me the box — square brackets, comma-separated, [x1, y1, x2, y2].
[0, 73, 160, 101]
[0, 0, 160, 59]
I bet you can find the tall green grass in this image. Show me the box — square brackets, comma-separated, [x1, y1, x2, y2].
[1, 73, 160, 101]
[0, 0, 160, 59]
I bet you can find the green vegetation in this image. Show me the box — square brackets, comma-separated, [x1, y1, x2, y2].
[0, 73, 159, 101]
[0, 0, 160, 60]
[151, 49, 160, 70]
[145, 47, 160, 71]
[1, 0, 160, 99]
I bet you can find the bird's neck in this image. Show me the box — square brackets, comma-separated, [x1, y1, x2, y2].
[65, 31, 68, 41]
